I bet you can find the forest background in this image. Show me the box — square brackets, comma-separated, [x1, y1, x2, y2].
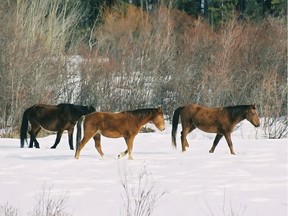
[0, 0, 286, 138]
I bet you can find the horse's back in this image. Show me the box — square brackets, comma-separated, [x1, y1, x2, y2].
[181, 104, 223, 133]
[27, 104, 60, 117]
[182, 104, 219, 118]
[32, 103, 58, 110]
[84, 112, 127, 125]
[188, 103, 222, 113]
[82, 112, 131, 138]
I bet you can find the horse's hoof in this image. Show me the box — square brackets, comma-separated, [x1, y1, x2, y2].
[118, 152, 126, 159]
[209, 150, 214, 153]
[101, 155, 107, 160]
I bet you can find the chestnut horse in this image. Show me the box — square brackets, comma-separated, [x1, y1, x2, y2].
[171, 104, 260, 154]
[20, 103, 95, 149]
[75, 107, 165, 160]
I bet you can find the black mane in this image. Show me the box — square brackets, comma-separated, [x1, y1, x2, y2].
[223, 105, 251, 121]
[122, 108, 159, 119]
[57, 103, 95, 121]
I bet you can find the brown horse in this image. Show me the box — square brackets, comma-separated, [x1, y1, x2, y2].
[171, 104, 260, 154]
[20, 103, 95, 149]
[75, 107, 165, 160]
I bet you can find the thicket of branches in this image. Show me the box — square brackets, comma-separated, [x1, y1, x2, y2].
[0, 1, 286, 138]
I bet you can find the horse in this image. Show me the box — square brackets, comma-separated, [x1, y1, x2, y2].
[171, 104, 260, 154]
[20, 103, 95, 150]
[75, 107, 165, 160]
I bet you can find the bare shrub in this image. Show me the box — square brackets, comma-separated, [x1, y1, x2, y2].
[79, 5, 174, 111]
[28, 185, 71, 216]
[202, 189, 247, 216]
[0, 185, 71, 216]
[263, 117, 288, 139]
[80, 6, 286, 132]
[0, 2, 286, 137]
[0, 203, 19, 216]
[0, 0, 83, 135]
[119, 164, 166, 216]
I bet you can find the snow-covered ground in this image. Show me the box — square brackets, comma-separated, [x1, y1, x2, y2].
[0, 121, 287, 216]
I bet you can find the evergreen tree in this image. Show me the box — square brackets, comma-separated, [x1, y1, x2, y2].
[177, 0, 202, 17]
[271, 0, 287, 16]
[207, 0, 237, 29]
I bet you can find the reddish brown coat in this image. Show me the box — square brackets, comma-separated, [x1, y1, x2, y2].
[172, 104, 260, 154]
[75, 107, 165, 160]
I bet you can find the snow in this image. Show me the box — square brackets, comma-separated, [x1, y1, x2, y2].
[0, 121, 287, 216]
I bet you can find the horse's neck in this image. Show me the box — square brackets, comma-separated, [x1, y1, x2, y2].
[135, 115, 152, 127]
[224, 108, 246, 128]
[70, 108, 86, 121]
[233, 113, 246, 126]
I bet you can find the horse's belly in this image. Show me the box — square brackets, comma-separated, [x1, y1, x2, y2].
[40, 124, 58, 132]
[99, 130, 122, 138]
[39, 119, 62, 131]
[197, 125, 218, 133]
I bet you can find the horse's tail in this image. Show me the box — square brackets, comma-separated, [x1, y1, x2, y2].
[171, 106, 184, 148]
[76, 115, 85, 151]
[20, 108, 30, 148]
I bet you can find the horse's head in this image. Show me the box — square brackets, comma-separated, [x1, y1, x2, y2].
[152, 107, 165, 131]
[245, 104, 260, 127]
[83, 105, 95, 115]
[87, 105, 96, 113]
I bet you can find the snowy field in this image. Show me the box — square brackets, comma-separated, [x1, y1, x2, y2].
[0, 121, 287, 216]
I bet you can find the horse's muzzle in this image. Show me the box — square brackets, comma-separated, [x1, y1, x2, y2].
[160, 127, 165, 131]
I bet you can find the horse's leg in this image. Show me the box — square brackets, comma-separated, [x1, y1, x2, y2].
[33, 128, 41, 148]
[224, 133, 236, 155]
[28, 135, 34, 148]
[209, 134, 223, 153]
[185, 125, 196, 148]
[93, 133, 104, 158]
[75, 130, 96, 159]
[28, 126, 41, 148]
[119, 136, 135, 160]
[118, 149, 128, 159]
[127, 136, 136, 160]
[118, 138, 128, 158]
[28, 129, 35, 148]
[50, 130, 64, 149]
[67, 127, 74, 150]
[181, 126, 190, 152]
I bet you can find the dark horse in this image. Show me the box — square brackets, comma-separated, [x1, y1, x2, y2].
[75, 107, 165, 160]
[171, 104, 260, 154]
[20, 103, 95, 149]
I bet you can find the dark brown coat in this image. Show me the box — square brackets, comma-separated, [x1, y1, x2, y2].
[20, 103, 95, 149]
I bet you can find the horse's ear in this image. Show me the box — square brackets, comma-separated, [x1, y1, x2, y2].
[252, 103, 256, 109]
[89, 105, 96, 112]
[157, 106, 164, 115]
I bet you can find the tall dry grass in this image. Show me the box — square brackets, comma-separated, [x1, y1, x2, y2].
[0, 3, 286, 137]
[0, 0, 83, 135]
